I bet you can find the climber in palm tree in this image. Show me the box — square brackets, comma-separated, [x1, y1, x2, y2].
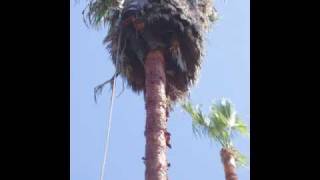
[182, 99, 249, 180]
[82, 0, 217, 179]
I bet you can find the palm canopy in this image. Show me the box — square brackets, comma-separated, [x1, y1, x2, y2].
[181, 98, 249, 167]
[83, 0, 216, 28]
[83, 0, 218, 107]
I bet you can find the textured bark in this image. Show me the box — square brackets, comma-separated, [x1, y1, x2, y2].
[144, 50, 168, 180]
[221, 148, 238, 180]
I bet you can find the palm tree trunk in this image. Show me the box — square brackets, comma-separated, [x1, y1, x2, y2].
[144, 50, 168, 180]
[221, 148, 238, 180]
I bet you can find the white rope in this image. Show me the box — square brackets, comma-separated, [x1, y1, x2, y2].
[99, 21, 123, 180]
[99, 77, 116, 180]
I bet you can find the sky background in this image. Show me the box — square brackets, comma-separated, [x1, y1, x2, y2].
[71, 0, 250, 179]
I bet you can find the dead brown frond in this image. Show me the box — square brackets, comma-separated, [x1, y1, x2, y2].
[87, 0, 218, 106]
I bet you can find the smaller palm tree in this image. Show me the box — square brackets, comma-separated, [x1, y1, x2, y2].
[182, 99, 249, 180]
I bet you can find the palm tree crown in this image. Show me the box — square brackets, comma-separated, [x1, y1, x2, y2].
[182, 98, 249, 167]
[83, 0, 218, 107]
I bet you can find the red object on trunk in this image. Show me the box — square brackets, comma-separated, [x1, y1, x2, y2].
[144, 50, 168, 180]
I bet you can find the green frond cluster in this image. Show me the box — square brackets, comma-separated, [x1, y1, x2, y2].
[83, 0, 121, 28]
[231, 148, 248, 168]
[181, 98, 249, 168]
[182, 102, 209, 138]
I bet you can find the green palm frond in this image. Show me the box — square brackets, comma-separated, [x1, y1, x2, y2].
[182, 102, 209, 138]
[210, 98, 232, 120]
[209, 7, 219, 22]
[83, 0, 121, 28]
[232, 116, 250, 137]
[231, 148, 248, 168]
[210, 99, 249, 135]
[181, 98, 249, 167]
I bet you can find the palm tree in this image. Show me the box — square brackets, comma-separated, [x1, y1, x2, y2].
[182, 99, 249, 180]
[82, 0, 218, 179]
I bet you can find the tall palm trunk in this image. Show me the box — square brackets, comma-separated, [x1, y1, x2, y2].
[144, 50, 168, 180]
[221, 148, 238, 180]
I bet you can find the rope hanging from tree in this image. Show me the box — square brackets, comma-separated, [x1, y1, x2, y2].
[95, 24, 123, 180]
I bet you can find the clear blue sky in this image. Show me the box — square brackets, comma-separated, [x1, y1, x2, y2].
[71, 0, 250, 179]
